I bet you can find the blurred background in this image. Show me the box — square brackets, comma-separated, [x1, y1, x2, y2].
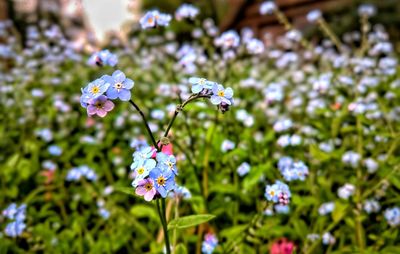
[2, 0, 400, 46]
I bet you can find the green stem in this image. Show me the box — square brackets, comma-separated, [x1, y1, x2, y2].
[129, 99, 159, 150]
[157, 199, 171, 254]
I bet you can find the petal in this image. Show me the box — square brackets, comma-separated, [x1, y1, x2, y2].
[112, 70, 126, 83]
[191, 84, 203, 93]
[118, 89, 131, 101]
[212, 84, 219, 94]
[157, 186, 167, 197]
[145, 159, 156, 169]
[103, 100, 114, 111]
[135, 187, 146, 196]
[123, 79, 134, 89]
[144, 189, 156, 201]
[188, 77, 199, 84]
[224, 87, 234, 98]
[87, 105, 97, 115]
[96, 109, 107, 117]
[210, 95, 221, 105]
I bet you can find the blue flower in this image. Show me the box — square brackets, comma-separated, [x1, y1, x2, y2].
[237, 162, 250, 176]
[265, 180, 291, 205]
[66, 165, 97, 182]
[175, 4, 199, 20]
[131, 147, 155, 169]
[104, 70, 134, 101]
[210, 84, 234, 105]
[5, 221, 26, 237]
[384, 207, 400, 227]
[140, 10, 171, 30]
[48, 145, 62, 156]
[156, 152, 178, 175]
[189, 77, 214, 93]
[88, 49, 118, 67]
[149, 167, 175, 198]
[202, 233, 218, 254]
[83, 78, 110, 100]
[131, 159, 156, 187]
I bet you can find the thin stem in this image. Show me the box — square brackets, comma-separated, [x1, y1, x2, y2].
[129, 99, 158, 149]
[157, 199, 171, 254]
[161, 94, 210, 150]
[318, 18, 343, 53]
[172, 198, 180, 254]
[161, 198, 171, 254]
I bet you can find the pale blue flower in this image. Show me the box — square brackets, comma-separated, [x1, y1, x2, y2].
[210, 84, 233, 105]
[189, 77, 214, 93]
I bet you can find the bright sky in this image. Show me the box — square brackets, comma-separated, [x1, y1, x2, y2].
[81, 0, 137, 42]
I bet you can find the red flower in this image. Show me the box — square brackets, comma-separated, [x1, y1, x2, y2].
[151, 142, 173, 158]
[270, 238, 295, 254]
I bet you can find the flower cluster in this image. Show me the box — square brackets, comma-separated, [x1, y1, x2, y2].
[66, 165, 98, 182]
[80, 70, 134, 117]
[277, 157, 309, 181]
[175, 4, 199, 21]
[189, 77, 234, 113]
[201, 233, 218, 254]
[265, 180, 291, 205]
[131, 147, 177, 201]
[2, 203, 27, 237]
[140, 10, 172, 30]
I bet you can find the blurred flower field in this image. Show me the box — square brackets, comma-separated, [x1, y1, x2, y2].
[0, 2, 400, 254]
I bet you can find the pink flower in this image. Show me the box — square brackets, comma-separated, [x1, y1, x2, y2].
[135, 178, 157, 201]
[151, 142, 174, 158]
[87, 95, 114, 117]
[270, 238, 295, 254]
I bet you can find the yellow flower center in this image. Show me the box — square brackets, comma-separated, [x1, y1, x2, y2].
[91, 86, 100, 94]
[269, 190, 275, 196]
[148, 17, 154, 24]
[137, 167, 145, 175]
[145, 182, 153, 191]
[157, 176, 166, 186]
[199, 78, 206, 84]
[218, 90, 225, 97]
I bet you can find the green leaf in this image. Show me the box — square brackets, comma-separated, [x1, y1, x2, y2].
[168, 214, 216, 230]
[130, 204, 158, 221]
[175, 244, 188, 254]
[114, 186, 136, 196]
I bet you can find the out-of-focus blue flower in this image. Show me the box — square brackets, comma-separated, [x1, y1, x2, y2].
[48, 145, 62, 156]
[307, 9, 322, 23]
[259, 1, 276, 15]
[104, 70, 134, 101]
[5, 221, 26, 238]
[149, 167, 175, 198]
[169, 185, 192, 200]
[246, 38, 264, 55]
[98, 208, 110, 219]
[2, 203, 27, 238]
[35, 128, 53, 142]
[318, 202, 335, 215]
[156, 152, 178, 175]
[189, 77, 214, 93]
[275, 204, 290, 214]
[342, 151, 361, 168]
[363, 199, 380, 214]
[140, 10, 171, 30]
[215, 30, 240, 50]
[363, 158, 378, 173]
[384, 207, 400, 227]
[210, 84, 233, 105]
[42, 160, 57, 171]
[278, 157, 309, 181]
[175, 4, 199, 20]
[66, 165, 97, 182]
[202, 233, 218, 254]
[237, 162, 251, 176]
[358, 4, 376, 17]
[88, 49, 118, 67]
[337, 183, 355, 200]
[221, 139, 235, 152]
[322, 232, 335, 245]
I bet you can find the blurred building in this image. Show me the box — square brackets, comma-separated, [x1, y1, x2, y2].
[221, 0, 347, 36]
